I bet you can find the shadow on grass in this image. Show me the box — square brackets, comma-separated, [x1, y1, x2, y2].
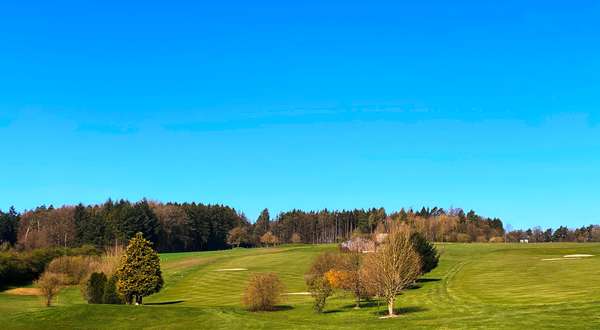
[144, 300, 185, 305]
[409, 278, 442, 290]
[271, 305, 294, 311]
[417, 278, 441, 283]
[341, 300, 381, 309]
[375, 306, 428, 316]
[322, 309, 343, 314]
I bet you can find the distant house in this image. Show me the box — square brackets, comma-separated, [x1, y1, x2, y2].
[340, 236, 376, 253]
[519, 238, 529, 243]
[340, 233, 390, 253]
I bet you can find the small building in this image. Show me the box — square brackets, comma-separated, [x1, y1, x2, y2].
[340, 236, 376, 253]
[519, 238, 529, 243]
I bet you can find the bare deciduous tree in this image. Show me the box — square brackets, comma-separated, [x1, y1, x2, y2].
[361, 223, 421, 317]
[260, 231, 279, 247]
[36, 272, 63, 307]
[227, 226, 250, 248]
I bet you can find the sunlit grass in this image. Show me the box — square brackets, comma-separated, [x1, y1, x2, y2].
[1, 243, 599, 329]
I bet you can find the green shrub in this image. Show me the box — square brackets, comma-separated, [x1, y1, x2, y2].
[0, 247, 101, 289]
[85, 272, 107, 304]
[306, 275, 333, 313]
[0, 249, 61, 288]
[305, 252, 340, 312]
[103, 275, 123, 304]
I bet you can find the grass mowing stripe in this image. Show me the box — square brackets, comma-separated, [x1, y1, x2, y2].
[1, 243, 600, 329]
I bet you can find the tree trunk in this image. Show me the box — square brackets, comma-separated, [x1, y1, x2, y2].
[387, 297, 395, 316]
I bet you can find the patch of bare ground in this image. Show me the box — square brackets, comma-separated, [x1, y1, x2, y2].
[4, 288, 42, 296]
[282, 292, 311, 295]
[541, 254, 594, 261]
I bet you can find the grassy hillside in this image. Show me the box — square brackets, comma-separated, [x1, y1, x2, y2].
[1, 243, 599, 329]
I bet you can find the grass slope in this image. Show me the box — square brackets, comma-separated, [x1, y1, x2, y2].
[1, 243, 600, 329]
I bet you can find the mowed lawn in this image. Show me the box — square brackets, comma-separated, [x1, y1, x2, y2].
[1, 243, 600, 329]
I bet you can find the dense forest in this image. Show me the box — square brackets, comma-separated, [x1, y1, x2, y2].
[1, 200, 599, 252]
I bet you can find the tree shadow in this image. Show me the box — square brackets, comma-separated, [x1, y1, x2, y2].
[270, 305, 294, 311]
[409, 278, 442, 290]
[322, 309, 343, 314]
[417, 278, 441, 283]
[408, 284, 421, 290]
[375, 306, 428, 316]
[144, 300, 185, 305]
[341, 300, 380, 309]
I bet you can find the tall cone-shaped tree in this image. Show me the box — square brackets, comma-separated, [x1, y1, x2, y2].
[116, 232, 163, 305]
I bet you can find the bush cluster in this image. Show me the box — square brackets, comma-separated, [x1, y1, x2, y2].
[83, 272, 123, 304]
[47, 256, 100, 285]
[0, 245, 100, 288]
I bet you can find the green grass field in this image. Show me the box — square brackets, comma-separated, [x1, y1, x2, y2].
[1, 243, 599, 329]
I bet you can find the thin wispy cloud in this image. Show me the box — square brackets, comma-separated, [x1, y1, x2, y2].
[77, 123, 139, 135]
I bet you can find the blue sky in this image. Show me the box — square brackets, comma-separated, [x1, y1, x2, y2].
[1, 1, 599, 228]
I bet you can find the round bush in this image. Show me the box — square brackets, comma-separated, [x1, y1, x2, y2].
[242, 273, 284, 311]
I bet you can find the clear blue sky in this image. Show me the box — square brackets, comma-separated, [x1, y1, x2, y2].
[1, 1, 599, 229]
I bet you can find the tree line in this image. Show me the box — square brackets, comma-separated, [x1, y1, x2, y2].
[505, 225, 600, 243]
[247, 207, 505, 246]
[0, 200, 246, 252]
[2, 200, 599, 252]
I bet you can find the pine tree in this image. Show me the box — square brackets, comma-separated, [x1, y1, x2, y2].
[254, 209, 270, 239]
[0, 207, 19, 246]
[131, 200, 161, 244]
[74, 204, 107, 247]
[116, 232, 163, 305]
[410, 232, 439, 275]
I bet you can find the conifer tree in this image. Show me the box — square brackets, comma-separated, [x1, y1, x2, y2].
[0, 207, 19, 245]
[410, 232, 440, 275]
[116, 232, 163, 305]
[254, 209, 270, 239]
